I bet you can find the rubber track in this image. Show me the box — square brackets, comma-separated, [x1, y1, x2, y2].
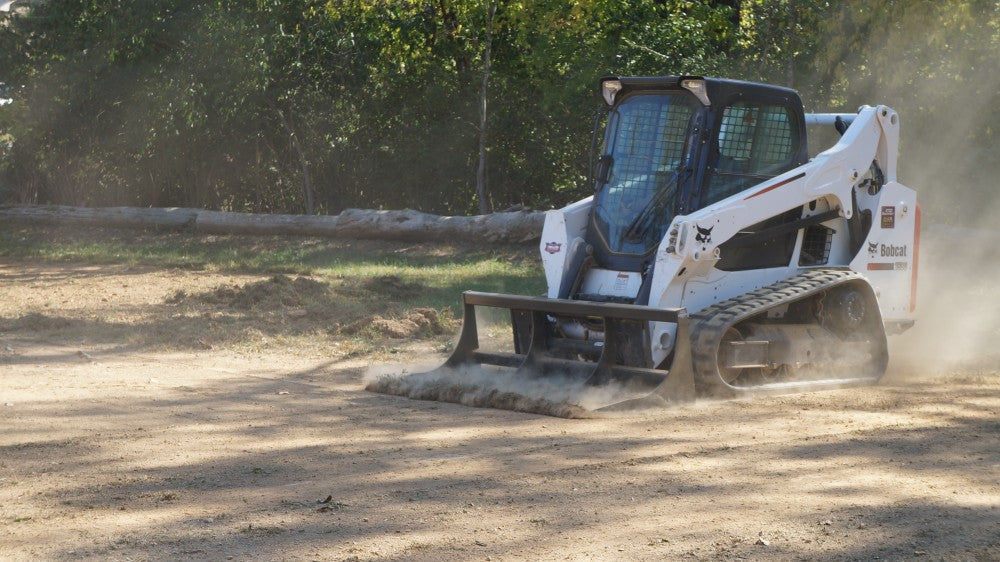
[689, 268, 881, 396]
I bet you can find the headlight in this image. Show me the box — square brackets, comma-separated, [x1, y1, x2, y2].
[681, 78, 711, 106]
[601, 79, 622, 105]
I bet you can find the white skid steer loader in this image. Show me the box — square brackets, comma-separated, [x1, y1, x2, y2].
[368, 76, 920, 417]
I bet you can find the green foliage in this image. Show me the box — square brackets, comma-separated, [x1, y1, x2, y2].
[733, 0, 1000, 222]
[0, 1, 997, 221]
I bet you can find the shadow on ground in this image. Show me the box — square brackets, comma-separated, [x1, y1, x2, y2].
[1, 354, 996, 560]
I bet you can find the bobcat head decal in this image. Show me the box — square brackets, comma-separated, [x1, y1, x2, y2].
[695, 225, 714, 244]
[867, 241, 878, 257]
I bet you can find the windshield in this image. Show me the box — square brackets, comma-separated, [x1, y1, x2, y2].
[593, 92, 697, 255]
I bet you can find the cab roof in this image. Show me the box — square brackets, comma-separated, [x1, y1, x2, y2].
[602, 75, 803, 110]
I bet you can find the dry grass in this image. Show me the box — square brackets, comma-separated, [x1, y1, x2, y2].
[0, 224, 543, 356]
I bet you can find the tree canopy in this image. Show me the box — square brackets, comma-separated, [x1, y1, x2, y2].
[0, 0, 997, 221]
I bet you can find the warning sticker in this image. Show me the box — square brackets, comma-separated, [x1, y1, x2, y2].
[868, 260, 908, 271]
[614, 272, 629, 291]
[881, 206, 895, 229]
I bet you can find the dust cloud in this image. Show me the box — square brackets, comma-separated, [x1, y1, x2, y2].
[803, 9, 1000, 380]
[363, 306, 657, 418]
[364, 363, 652, 419]
[868, 28, 1000, 378]
[888, 224, 1000, 377]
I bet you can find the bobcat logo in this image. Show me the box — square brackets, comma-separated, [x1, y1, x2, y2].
[867, 241, 878, 257]
[695, 225, 713, 244]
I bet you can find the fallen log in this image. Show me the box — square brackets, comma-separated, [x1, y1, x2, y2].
[334, 208, 543, 243]
[0, 204, 198, 229]
[194, 210, 340, 237]
[0, 205, 546, 244]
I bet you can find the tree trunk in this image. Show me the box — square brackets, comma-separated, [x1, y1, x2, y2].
[276, 107, 315, 215]
[785, 0, 796, 89]
[335, 208, 543, 243]
[475, 0, 498, 215]
[0, 205, 199, 229]
[0, 205, 546, 243]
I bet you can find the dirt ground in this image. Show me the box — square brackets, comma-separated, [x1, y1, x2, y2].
[1, 257, 998, 561]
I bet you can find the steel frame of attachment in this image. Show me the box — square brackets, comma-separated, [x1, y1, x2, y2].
[442, 291, 697, 404]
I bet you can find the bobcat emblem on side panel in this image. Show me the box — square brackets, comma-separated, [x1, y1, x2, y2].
[695, 225, 714, 244]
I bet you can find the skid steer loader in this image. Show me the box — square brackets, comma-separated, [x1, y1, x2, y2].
[368, 76, 919, 416]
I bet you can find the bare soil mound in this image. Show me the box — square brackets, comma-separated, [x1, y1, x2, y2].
[344, 308, 449, 338]
[0, 312, 80, 332]
[362, 274, 424, 299]
[164, 274, 453, 342]
[168, 274, 330, 310]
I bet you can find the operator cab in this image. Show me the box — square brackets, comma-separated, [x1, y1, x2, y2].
[587, 76, 808, 276]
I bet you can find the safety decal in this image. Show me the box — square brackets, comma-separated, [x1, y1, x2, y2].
[614, 272, 629, 291]
[867, 262, 908, 271]
[544, 242, 562, 254]
[881, 206, 895, 229]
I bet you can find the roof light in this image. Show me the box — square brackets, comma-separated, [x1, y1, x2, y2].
[681, 79, 710, 106]
[601, 79, 622, 105]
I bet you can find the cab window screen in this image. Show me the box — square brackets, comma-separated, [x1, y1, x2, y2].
[612, 97, 693, 190]
[705, 102, 798, 205]
[593, 94, 696, 255]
